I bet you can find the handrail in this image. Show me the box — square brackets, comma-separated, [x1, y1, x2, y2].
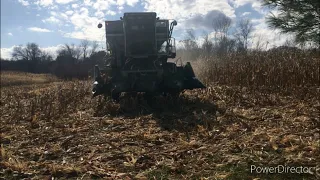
[175, 57, 182, 66]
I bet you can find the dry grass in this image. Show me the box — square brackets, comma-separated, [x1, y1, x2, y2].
[0, 71, 58, 87]
[1, 74, 319, 179]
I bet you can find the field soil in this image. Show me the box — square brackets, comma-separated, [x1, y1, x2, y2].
[1, 76, 319, 179]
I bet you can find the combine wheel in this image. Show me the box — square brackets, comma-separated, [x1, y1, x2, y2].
[119, 93, 138, 113]
[126, 92, 138, 98]
[163, 91, 180, 98]
[143, 92, 156, 104]
[111, 89, 121, 102]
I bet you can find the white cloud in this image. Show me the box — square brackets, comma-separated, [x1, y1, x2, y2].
[55, 0, 76, 4]
[65, 10, 74, 15]
[233, 0, 255, 7]
[144, 0, 235, 31]
[242, 12, 251, 16]
[185, 10, 233, 30]
[42, 11, 69, 24]
[65, 9, 105, 41]
[126, 0, 139, 6]
[84, 0, 93, 6]
[106, 10, 116, 16]
[50, 11, 57, 16]
[36, 14, 40, 16]
[28, 27, 52, 32]
[95, 11, 105, 18]
[40, 44, 65, 58]
[71, 3, 80, 9]
[93, 0, 116, 11]
[18, 0, 30, 6]
[91, 0, 140, 11]
[250, 20, 292, 49]
[60, 13, 69, 20]
[49, 5, 59, 9]
[1, 47, 16, 59]
[233, 0, 268, 15]
[116, 0, 139, 7]
[43, 16, 60, 23]
[35, 0, 53, 7]
[144, 0, 236, 19]
[117, 0, 125, 6]
[80, 7, 89, 15]
[8, 32, 13, 36]
[251, 18, 264, 24]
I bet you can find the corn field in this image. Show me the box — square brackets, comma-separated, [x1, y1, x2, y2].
[195, 49, 320, 98]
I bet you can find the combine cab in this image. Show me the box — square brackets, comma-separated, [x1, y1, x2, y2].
[92, 12, 205, 100]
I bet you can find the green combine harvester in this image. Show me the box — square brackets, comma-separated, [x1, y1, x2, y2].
[92, 12, 205, 101]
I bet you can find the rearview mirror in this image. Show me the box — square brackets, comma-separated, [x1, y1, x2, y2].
[98, 23, 102, 28]
[172, 20, 177, 26]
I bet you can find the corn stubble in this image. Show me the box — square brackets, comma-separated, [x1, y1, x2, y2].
[0, 50, 319, 179]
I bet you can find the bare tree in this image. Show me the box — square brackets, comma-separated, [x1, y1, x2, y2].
[90, 41, 99, 56]
[12, 45, 28, 61]
[182, 29, 198, 50]
[235, 18, 253, 51]
[213, 36, 237, 56]
[178, 29, 200, 61]
[11, 42, 52, 73]
[212, 13, 232, 40]
[252, 33, 268, 51]
[80, 40, 90, 60]
[28, 43, 42, 61]
[58, 43, 81, 61]
[12, 43, 42, 61]
[80, 40, 100, 60]
[201, 32, 213, 55]
[39, 51, 53, 62]
[283, 37, 296, 47]
[210, 13, 234, 56]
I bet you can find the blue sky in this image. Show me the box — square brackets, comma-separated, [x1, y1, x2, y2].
[1, 0, 290, 59]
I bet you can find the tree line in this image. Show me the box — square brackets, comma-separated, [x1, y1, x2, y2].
[1, 40, 106, 79]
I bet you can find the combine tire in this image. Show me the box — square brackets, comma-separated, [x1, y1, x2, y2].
[111, 90, 121, 102]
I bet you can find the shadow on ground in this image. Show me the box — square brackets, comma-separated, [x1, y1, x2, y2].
[92, 93, 220, 133]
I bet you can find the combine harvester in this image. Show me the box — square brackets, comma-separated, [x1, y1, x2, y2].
[92, 12, 205, 101]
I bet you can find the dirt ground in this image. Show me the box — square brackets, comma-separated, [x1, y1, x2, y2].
[0, 80, 319, 179]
